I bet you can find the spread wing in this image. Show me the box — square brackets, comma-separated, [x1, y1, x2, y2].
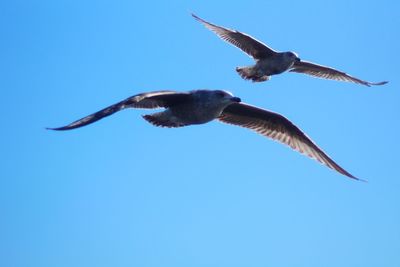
[290, 60, 388, 86]
[192, 13, 277, 60]
[48, 91, 191, 130]
[219, 103, 360, 180]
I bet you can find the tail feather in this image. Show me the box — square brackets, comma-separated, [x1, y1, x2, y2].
[236, 66, 269, 82]
[142, 113, 187, 128]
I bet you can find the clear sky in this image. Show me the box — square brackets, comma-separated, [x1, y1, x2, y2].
[1, 1, 399, 266]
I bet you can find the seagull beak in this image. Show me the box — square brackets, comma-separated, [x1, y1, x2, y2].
[230, 97, 241, 103]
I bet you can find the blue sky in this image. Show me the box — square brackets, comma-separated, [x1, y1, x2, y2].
[1, 1, 399, 266]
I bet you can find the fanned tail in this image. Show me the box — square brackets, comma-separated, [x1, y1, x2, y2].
[236, 66, 269, 82]
[142, 113, 187, 128]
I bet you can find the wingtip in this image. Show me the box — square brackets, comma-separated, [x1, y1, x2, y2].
[191, 13, 203, 22]
[377, 81, 389, 85]
[348, 174, 367, 183]
[367, 80, 388, 86]
[46, 126, 70, 131]
[191, 13, 210, 25]
[334, 163, 365, 182]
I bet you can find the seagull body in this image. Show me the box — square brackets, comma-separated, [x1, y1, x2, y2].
[240, 52, 300, 82]
[49, 89, 359, 180]
[192, 14, 388, 86]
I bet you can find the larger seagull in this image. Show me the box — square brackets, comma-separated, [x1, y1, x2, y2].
[192, 14, 387, 86]
[48, 89, 360, 180]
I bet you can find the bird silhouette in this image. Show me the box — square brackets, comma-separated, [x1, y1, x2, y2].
[192, 14, 388, 86]
[48, 89, 360, 180]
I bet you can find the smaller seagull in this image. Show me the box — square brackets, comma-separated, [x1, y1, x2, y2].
[48, 89, 360, 180]
[192, 14, 388, 86]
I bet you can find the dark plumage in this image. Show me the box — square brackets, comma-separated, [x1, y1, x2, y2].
[48, 89, 360, 180]
[192, 14, 388, 86]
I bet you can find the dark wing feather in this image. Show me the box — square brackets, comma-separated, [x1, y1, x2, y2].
[219, 103, 360, 180]
[48, 91, 191, 130]
[290, 60, 388, 86]
[192, 13, 276, 60]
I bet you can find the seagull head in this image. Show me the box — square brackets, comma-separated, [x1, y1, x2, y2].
[284, 51, 301, 62]
[213, 90, 241, 103]
[191, 90, 241, 112]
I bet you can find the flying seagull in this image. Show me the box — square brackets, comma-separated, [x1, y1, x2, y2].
[192, 14, 388, 86]
[48, 89, 360, 180]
